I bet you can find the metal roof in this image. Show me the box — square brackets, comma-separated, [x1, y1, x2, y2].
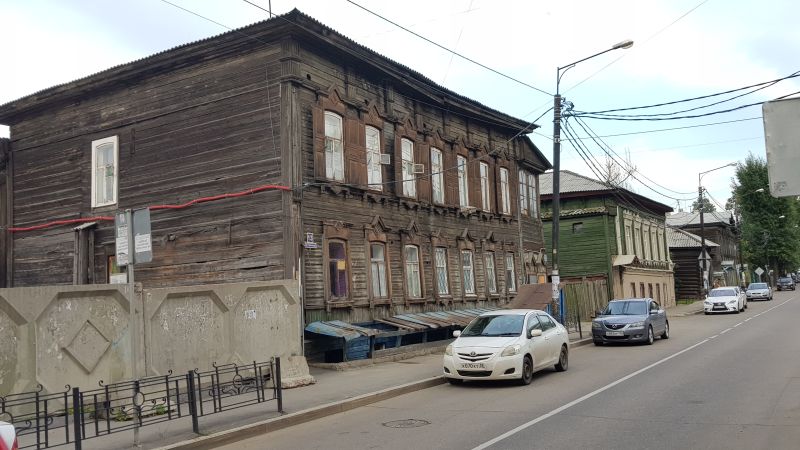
[539, 171, 611, 195]
[667, 211, 734, 227]
[666, 227, 719, 248]
[305, 307, 498, 337]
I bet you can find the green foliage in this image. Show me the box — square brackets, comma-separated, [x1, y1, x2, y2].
[733, 154, 800, 275]
[691, 196, 716, 213]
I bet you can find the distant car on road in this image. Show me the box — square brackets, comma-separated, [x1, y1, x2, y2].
[776, 277, 795, 291]
[0, 421, 17, 450]
[592, 298, 669, 346]
[704, 287, 746, 314]
[443, 309, 569, 385]
[746, 282, 773, 301]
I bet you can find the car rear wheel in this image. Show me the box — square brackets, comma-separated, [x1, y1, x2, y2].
[646, 325, 654, 345]
[518, 355, 534, 385]
[555, 345, 568, 372]
[661, 322, 670, 339]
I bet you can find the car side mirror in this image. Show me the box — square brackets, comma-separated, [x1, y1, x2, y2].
[452, 330, 461, 338]
[528, 329, 543, 339]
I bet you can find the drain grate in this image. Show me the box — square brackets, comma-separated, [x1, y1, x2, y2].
[382, 419, 431, 428]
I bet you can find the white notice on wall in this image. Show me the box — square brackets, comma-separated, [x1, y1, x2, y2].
[135, 233, 152, 253]
[244, 309, 257, 320]
[116, 237, 129, 266]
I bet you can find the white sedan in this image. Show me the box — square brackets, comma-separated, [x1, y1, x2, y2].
[704, 287, 746, 314]
[443, 309, 569, 385]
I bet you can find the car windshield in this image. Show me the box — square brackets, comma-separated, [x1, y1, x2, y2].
[710, 289, 737, 297]
[461, 314, 524, 337]
[602, 301, 647, 315]
[748, 283, 768, 290]
[778, 277, 792, 282]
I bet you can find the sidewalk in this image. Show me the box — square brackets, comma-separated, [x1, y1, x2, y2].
[72, 301, 703, 450]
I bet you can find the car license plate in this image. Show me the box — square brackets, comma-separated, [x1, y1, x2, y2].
[713, 306, 725, 310]
[606, 331, 624, 337]
[461, 363, 485, 369]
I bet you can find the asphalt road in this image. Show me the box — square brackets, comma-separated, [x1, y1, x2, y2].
[222, 292, 800, 450]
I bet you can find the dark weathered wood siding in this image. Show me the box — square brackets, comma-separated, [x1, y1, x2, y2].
[7, 44, 287, 287]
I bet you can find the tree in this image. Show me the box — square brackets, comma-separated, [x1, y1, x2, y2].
[724, 196, 736, 211]
[691, 195, 716, 213]
[601, 152, 635, 190]
[733, 153, 800, 279]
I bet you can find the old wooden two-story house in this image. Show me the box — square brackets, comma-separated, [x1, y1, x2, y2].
[0, 9, 550, 326]
[539, 171, 675, 309]
[667, 227, 719, 300]
[667, 211, 740, 288]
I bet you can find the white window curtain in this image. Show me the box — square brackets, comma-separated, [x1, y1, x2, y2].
[402, 138, 416, 197]
[500, 168, 510, 214]
[457, 156, 469, 207]
[505, 253, 516, 292]
[324, 112, 344, 181]
[91, 136, 118, 207]
[485, 252, 497, 294]
[462, 250, 475, 295]
[370, 243, 388, 298]
[405, 245, 422, 297]
[480, 163, 490, 211]
[366, 126, 382, 190]
[434, 247, 449, 295]
[519, 169, 528, 215]
[431, 148, 444, 204]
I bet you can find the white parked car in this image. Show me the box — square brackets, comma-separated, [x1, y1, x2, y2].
[0, 421, 17, 450]
[443, 309, 569, 385]
[704, 287, 746, 314]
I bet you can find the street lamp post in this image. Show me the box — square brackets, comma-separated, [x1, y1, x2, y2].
[698, 162, 736, 292]
[551, 39, 633, 300]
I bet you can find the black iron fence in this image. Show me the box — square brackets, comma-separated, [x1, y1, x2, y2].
[0, 358, 283, 450]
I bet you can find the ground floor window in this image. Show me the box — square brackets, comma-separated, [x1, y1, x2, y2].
[329, 240, 349, 299]
[370, 243, 388, 299]
[505, 253, 517, 292]
[485, 252, 497, 294]
[434, 247, 450, 295]
[462, 250, 476, 295]
[405, 245, 422, 298]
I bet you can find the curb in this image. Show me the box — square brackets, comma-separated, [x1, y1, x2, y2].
[569, 338, 594, 348]
[154, 376, 446, 450]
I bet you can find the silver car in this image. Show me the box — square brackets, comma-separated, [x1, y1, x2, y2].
[746, 282, 773, 301]
[592, 298, 669, 346]
[704, 287, 746, 314]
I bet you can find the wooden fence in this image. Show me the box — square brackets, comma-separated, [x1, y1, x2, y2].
[561, 277, 609, 330]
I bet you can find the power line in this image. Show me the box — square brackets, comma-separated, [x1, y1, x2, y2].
[565, 0, 710, 93]
[343, 0, 552, 96]
[575, 71, 800, 116]
[566, 116, 762, 139]
[571, 115, 697, 196]
[578, 71, 800, 119]
[576, 89, 800, 121]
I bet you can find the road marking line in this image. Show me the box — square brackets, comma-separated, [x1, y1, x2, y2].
[745, 318, 752, 322]
[472, 338, 710, 450]
[720, 328, 732, 334]
[472, 296, 795, 450]
[708, 335, 718, 339]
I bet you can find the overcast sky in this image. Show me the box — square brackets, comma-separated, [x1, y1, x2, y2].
[2, 0, 798, 209]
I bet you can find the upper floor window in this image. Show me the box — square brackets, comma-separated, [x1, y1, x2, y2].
[462, 250, 476, 295]
[366, 126, 382, 190]
[370, 243, 388, 298]
[431, 148, 444, 204]
[499, 168, 510, 215]
[324, 112, 345, 181]
[519, 170, 528, 215]
[624, 224, 633, 254]
[401, 138, 416, 198]
[91, 136, 119, 207]
[434, 247, 450, 295]
[404, 245, 422, 298]
[643, 227, 651, 260]
[480, 163, 491, 211]
[328, 240, 349, 299]
[485, 252, 498, 294]
[527, 173, 538, 217]
[634, 227, 642, 258]
[505, 253, 517, 292]
[457, 155, 469, 207]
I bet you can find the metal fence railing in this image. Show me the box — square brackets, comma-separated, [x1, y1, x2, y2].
[0, 358, 283, 450]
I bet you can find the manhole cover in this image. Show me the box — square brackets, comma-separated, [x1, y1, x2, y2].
[382, 419, 430, 428]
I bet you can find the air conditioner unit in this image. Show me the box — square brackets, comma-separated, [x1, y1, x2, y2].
[412, 164, 425, 174]
[379, 154, 391, 165]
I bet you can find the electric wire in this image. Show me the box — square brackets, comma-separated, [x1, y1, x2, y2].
[566, 116, 761, 139]
[576, 70, 800, 116]
[342, 0, 552, 96]
[576, 71, 800, 119]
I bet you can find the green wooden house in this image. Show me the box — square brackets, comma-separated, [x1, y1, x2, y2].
[540, 171, 675, 310]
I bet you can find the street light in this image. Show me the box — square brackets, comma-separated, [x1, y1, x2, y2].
[551, 39, 633, 299]
[698, 162, 737, 291]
